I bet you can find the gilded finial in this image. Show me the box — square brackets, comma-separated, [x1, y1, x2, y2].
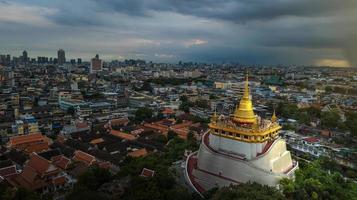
[211, 110, 218, 124]
[232, 71, 256, 124]
[243, 72, 250, 99]
[271, 109, 277, 122]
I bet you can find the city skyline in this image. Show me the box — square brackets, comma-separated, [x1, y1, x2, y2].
[0, 0, 356, 67]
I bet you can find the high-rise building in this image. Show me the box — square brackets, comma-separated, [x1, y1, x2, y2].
[6, 55, 11, 64]
[90, 54, 103, 73]
[77, 58, 82, 65]
[22, 50, 28, 63]
[185, 75, 298, 195]
[57, 49, 66, 65]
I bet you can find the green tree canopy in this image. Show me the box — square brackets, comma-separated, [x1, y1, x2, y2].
[345, 112, 357, 137]
[209, 182, 284, 200]
[280, 160, 357, 200]
[135, 107, 153, 122]
[321, 111, 341, 129]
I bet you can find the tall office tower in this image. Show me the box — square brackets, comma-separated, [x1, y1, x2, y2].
[57, 49, 66, 65]
[22, 50, 28, 63]
[0, 55, 5, 65]
[77, 58, 82, 65]
[90, 54, 103, 73]
[6, 55, 11, 64]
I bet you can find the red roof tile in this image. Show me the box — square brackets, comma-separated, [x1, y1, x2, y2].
[162, 108, 174, 114]
[140, 168, 155, 177]
[143, 123, 169, 133]
[171, 121, 193, 129]
[303, 137, 320, 143]
[52, 155, 71, 170]
[24, 141, 49, 154]
[127, 148, 148, 158]
[52, 176, 66, 186]
[110, 130, 136, 140]
[27, 153, 52, 175]
[9, 133, 48, 146]
[72, 150, 96, 166]
[0, 165, 17, 178]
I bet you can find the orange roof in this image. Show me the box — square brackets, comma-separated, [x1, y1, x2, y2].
[9, 133, 49, 146]
[90, 138, 105, 144]
[52, 176, 66, 185]
[97, 161, 112, 169]
[171, 128, 189, 139]
[52, 155, 71, 170]
[162, 108, 174, 114]
[56, 134, 67, 144]
[20, 166, 37, 184]
[127, 148, 148, 158]
[171, 121, 193, 129]
[76, 122, 89, 129]
[110, 118, 129, 125]
[0, 165, 17, 178]
[27, 153, 53, 175]
[143, 123, 169, 133]
[72, 150, 96, 166]
[140, 168, 155, 177]
[110, 130, 136, 140]
[24, 141, 49, 154]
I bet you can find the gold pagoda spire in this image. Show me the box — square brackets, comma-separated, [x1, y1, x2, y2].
[271, 109, 278, 122]
[233, 73, 256, 124]
[211, 110, 218, 124]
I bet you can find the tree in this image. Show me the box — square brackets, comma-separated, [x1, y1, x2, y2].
[321, 111, 341, 129]
[1, 187, 40, 200]
[67, 106, 76, 116]
[195, 99, 209, 109]
[135, 107, 153, 122]
[76, 167, 113, 190]
[280, 159, 357, 200]
[66, 185, 108, 200]
[167, 130, 177, 141]
[122, 169, 192, 200]
[209, 182, 284, 200]
[66, 167, 112, 200]
[141, 81, 152, 92]
[179, 95, 194, 113]
[345, 112, 357, 137]
[325, 86, 333, 93]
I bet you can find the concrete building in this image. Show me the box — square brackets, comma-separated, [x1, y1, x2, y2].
[57, 49, 66, 65]
[90, 54, 103, 73]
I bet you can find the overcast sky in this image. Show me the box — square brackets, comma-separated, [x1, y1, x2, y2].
[0, 0, 356, 66]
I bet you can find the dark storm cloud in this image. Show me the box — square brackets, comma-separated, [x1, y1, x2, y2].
[2, 0, 357, 66]
[41, 0, 357, 26]
[10, 0, 348, 28]
[96, 0, 353, 20]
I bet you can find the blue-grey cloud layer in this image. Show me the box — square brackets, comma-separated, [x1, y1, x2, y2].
[0, 0, 356, 66]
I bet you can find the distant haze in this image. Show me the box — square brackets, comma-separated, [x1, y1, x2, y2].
[0, 0, 356, 67]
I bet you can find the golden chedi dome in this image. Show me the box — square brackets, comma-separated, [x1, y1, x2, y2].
[233, 74, 257, 124]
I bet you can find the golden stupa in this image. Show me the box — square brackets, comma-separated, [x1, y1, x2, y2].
[209, 74, 281, 143]
[185, 73, 298, 195]
[233, 74, 257, 124]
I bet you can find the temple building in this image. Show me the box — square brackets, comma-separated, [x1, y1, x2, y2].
[185, 75, 298, 195]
